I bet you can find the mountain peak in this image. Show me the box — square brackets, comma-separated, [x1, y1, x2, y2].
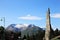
[15, 24, 26, 28]
[28, 24, 36, 27]
[6, 24, 43, 32]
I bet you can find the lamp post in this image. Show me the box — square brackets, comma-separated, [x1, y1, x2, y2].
[3, 17, 5, 27]
[0, 17, 5, 27]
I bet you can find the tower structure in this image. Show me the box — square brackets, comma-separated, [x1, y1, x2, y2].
[45, 8, 51, 40]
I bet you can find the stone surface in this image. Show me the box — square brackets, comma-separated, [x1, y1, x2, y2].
[45, 8, 51, 40]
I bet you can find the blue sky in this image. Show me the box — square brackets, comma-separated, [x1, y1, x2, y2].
[0, 0, 60, 30]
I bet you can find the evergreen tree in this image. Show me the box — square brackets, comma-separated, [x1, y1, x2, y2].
[54, 28, 59, 36]
[23, 35, 26, 40]
[0, 26, 5, 40]
[26, 34, 30, 40]
[50, 27, 55, 39]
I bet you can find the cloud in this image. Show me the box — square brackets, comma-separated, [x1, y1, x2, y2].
[18, 14, 42, 20]
[51, 13, 60, 18]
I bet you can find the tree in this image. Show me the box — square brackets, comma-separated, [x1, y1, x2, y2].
[26, 34, 30, 40]
[0, 26, 5, 40]
[23, 35, 26, 39]
[54, 28, 59, 36]
[50, 27, 55, 39]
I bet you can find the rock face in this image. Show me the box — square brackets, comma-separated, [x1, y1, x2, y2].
[45, 8, 51, 40]
[6, 24, 43, 32]
[6, 24, 29, 32]
[6, 24, 43, 37]
[6, 24, 45, 31]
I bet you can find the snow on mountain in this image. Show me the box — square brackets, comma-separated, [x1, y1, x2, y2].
[6, 24, 44, 37]
[6, 24, 43, 32]
[15, 24, 29, 28]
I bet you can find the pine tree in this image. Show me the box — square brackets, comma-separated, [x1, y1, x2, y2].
[26, 34, 30, 40]
[0, 26, 5, 40]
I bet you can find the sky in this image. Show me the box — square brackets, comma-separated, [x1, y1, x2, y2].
[0, 0, 60, 30]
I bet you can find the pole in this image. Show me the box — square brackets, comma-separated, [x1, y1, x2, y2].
[3, 17, 5, 27]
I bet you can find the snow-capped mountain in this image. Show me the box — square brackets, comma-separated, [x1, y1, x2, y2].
[6, 24, 44, 37]
[6, 24, 29, 32]
[6, 24, 43, 32]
